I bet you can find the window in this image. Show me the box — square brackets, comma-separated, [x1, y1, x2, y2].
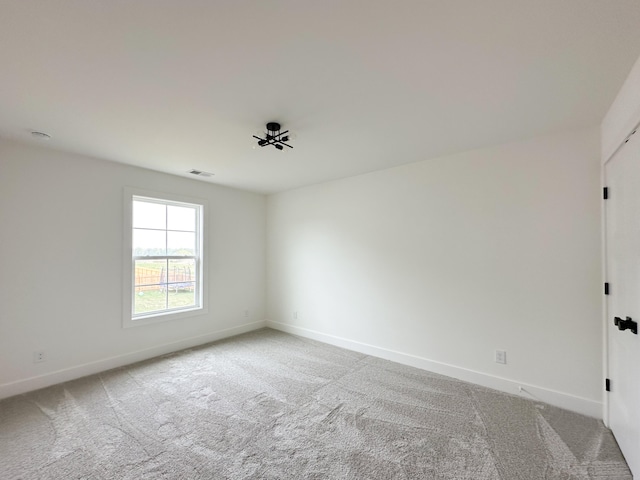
[123, 188, 207, 327]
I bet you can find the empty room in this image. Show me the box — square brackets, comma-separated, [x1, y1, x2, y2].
[1, 1, 640, 478]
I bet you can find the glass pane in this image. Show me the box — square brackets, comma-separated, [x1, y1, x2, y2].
[133, 229, 166, 256]
[167, 259, 195, 283]
[166, 259, 196, 309]
[167, 231, 195, 256]
[134, 289, 167, 315]
[133, 200, 166, 229]
[167, 205, 196, 232]
[134, 259, 169, 315]
[168, 284, 196, 310]
[134, 259, 167, 287]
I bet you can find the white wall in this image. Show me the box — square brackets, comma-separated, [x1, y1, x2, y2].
[602, 54, 640, 162]
[267, 127, 602, 416]
[0, 140, 266, 398]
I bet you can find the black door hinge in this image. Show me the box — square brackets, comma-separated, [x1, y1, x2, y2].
[604, 283, 610, 295]
[625, 130, 636, 143]
[603, 187, 609, 200]
[606, 378, 611, 392]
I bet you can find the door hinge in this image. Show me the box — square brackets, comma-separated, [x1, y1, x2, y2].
[603, 187, 609, 200]
[624, 130, 636, 143]
[606, 378, 611, 392]
[604, 282, 610, 295]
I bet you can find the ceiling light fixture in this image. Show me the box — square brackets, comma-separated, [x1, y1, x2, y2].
[253, 122, 293, 151]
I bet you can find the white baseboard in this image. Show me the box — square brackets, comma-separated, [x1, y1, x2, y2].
[0, 321, 267, 400]
[266, 320, 602, 419]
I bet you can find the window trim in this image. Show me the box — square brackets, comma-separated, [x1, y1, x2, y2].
[122, 187, 208, 328]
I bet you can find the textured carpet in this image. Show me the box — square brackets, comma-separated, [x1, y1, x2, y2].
[0, 328, 630, 479]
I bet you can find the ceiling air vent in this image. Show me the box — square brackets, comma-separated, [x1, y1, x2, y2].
[189, 169, 214, 177]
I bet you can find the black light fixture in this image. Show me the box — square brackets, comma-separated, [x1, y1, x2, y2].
[253, 122, 293, 150]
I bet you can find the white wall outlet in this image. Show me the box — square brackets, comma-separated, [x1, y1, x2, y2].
[495, 349, 507, 364]
[34, 351, 45, 363]
[293, 311, 298, 320]
[244, 309, 249, 318]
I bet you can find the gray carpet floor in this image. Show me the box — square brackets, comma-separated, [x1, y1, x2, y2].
[0, 328, 631, 479]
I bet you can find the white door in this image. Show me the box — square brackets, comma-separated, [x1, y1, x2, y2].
[605, 128, 640, 477]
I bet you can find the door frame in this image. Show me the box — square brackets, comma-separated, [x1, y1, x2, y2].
[602, 118, 640, 426]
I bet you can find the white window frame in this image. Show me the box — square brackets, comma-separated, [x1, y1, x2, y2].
[122, 187, 208, 328]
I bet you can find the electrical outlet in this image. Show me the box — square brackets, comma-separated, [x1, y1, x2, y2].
[244, 310, 249, 318]
[495, 350, 507, 364]
[293, 311, 298, 320]
[34, 351, 45, 363]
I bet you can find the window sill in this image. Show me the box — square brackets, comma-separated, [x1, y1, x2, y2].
[123, 305, 208, 328]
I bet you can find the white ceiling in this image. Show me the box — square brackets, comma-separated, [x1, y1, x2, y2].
[1, 1, 640, 194]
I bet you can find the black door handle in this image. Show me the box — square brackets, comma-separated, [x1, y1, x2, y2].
[614, 316, 638, 335]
